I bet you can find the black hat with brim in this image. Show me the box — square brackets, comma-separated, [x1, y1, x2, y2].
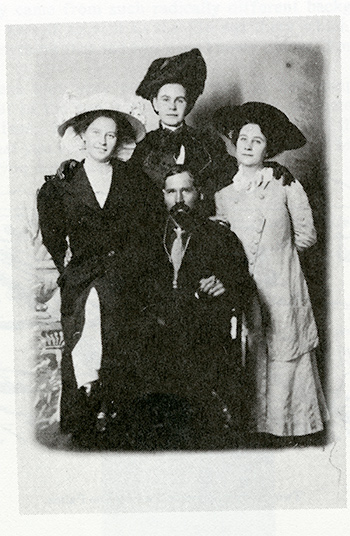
[136, 48, 207, 109]
[213, 102, 306, 157]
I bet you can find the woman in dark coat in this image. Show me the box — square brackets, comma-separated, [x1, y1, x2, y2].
[129, 48, 233, 221]
[37, 93, 145, 440]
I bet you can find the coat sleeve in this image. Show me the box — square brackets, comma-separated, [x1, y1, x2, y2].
[214, 188, 229, 223]
[37, 179, 68, 274]
[128, 135, 150, 172]
[210, 223, 253, 313]
[285, 179, 317, 251]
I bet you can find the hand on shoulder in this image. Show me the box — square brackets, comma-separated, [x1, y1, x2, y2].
[264, 161, 295, 186]
[56, 159, 79, 180]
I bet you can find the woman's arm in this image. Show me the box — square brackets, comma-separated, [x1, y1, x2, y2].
[285, 179, 317, 251]
[37, 178, 68, 274]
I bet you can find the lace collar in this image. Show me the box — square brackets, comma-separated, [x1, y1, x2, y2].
[232, 166, 273, 192]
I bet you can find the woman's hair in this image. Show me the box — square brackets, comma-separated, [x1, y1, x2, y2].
[73, 110, 136, 149]
[229, 120, 283, 159]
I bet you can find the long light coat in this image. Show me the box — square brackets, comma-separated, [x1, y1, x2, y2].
[215, 167, 318, 362]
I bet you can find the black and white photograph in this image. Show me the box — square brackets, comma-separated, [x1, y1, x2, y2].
[1, 2, 348, 534]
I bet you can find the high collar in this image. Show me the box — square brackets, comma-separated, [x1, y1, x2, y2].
[159, 121, 187, 134]
[233, 165, 273, 191]
[83, 157, 113, 176]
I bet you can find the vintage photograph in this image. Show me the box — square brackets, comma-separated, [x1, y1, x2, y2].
[5, 14, 346, 515]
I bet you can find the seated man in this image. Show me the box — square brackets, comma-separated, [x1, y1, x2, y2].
[117, 165, 253, 450]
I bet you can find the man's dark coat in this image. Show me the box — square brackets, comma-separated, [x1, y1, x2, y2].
[126, 211, 252, 415]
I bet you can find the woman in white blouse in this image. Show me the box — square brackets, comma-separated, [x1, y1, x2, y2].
[214, 102, 328, 444]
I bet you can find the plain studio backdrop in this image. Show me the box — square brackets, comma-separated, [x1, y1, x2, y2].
[5, 16, 345, 513]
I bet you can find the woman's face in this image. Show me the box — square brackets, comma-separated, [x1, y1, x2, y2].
[82, 116, 118, 163]
[153, 83, 188, 127]
[235, 123, 267, 168]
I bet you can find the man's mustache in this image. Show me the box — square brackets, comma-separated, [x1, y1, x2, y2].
[169, 202, 191, 216]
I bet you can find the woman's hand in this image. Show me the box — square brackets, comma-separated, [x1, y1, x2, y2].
[264, 161, 295, 185]
[196, 275, 226, 298]
[56, 159, 78, 180]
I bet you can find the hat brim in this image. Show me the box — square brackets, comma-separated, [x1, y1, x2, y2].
[213, 102, 306, 154]
[58, 109, 145, 143]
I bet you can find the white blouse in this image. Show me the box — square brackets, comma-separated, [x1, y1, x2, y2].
[83, 159, 113, 208]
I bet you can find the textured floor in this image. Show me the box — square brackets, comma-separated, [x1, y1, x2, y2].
[33, 344, 328, 452]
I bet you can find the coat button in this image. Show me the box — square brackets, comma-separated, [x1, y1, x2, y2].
[259, 194, 265, 199]
[108, 250, 115, 257]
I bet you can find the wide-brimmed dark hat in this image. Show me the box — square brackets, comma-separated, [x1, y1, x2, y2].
[213, 102, 306, 157]
[136, 48, 207, 110]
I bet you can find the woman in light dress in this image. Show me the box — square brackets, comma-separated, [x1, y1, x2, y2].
[214, 102, 329, 443]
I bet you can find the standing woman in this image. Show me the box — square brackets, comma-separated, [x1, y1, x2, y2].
[37, 93, 145, 442]
[214, 102, 329, 443]
[132, 48, 212, 183]
[129, 48, 231, 221]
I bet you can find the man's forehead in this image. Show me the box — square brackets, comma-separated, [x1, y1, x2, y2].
[164, 172, 194, 187]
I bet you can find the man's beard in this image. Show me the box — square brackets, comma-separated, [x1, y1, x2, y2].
[169, 202, 197, 230]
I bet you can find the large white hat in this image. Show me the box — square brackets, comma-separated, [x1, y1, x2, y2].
[57, 91, 146, 142]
